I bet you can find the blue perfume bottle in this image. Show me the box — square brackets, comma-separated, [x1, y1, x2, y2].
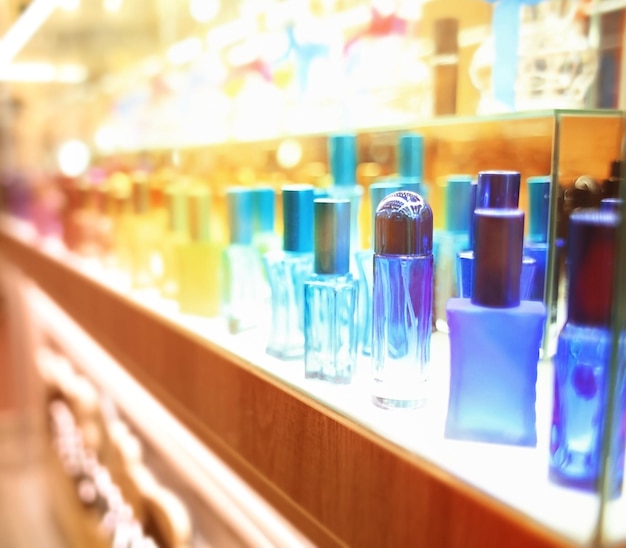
[355, 181, 403, 356]
[433, 175, 472, 332]
[224, 187, 265, 334]
[549, 209, 625, 495]
[264, 184, 315, 360]
[252, 186, 281, 257]
[523, 176, 551, 302]
[456, 170, 536, 299]
[398, 133, 429, 199]
[371, 191, 433, 408]
[304, 199, 359, 383]
[326, 134, 364, 260]
[601, 197, 622, 212]
[446, 208, 546, 446]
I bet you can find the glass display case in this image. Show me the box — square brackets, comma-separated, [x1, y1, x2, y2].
[0, 1, 624, 547]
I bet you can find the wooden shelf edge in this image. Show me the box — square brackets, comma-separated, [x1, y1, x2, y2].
[0, 225, 573, 548]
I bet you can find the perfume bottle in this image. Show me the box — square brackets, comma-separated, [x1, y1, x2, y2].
[523, 176, 551, 302]
[456, 170, 536, 299]
[128, 173, 161, 289]
[549, 209, 625, 495]
[224, 187, 264, 333]
[446, 208, 546, 446]
[304, 199, 358, 383]
[398, 132, 429, 199]
[160, 183, 189, 300]
[433, 175, 472, 332]
[326, 134, 364, 259]
[356, 181, 403, 356]
[252, 186, 281, 256]
[371, 191, 433, 408]
[177, 186, 222, 317]
[264, 184, 315, 359]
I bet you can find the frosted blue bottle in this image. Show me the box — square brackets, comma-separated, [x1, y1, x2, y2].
[550, 209, 625, 495]
[371, 191, 433, 408]
[355, 181, 403, 356]
[264, 184, 315, 360]
[456, 170, 536, 299]
[304, 199, 358, 383]
[433, 174, 472, 332]
[446, 208, 546, 446]
[523, 175, 550, 302]
[397, 133, 429, 199]
[224, 187, 264, 334]
[326, 134, 363, 262]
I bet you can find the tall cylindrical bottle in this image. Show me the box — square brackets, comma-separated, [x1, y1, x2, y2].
[371, 191, 433, 408]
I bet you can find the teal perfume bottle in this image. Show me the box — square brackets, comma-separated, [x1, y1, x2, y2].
[304, 199, 359, 383]
[264, 184, 315, 359]
[397, 132, 429, 199]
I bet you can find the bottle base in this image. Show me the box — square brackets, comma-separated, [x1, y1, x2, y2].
[372, 395, 427, 410]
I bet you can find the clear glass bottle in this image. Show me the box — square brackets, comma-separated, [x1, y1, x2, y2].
[177, 186, 222, 317]
[160, 182, 189, 300]
[446, 208, 546, 446]
[355, 181, 402, 356]
[264, 184, 315, 359]
[304, 198, 358, 384]
[224, 187, 264, 333]
[549, 209, 625, 495]
[433, 174, 472, 332]
[371, 191, 433, 409]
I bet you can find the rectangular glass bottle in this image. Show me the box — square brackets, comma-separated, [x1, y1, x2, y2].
[304, 199, 358, 383]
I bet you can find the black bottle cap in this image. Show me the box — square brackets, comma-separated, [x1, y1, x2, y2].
[476, 170, 520, 209]
[471, 208, 524, 308]
[567, 209, 620, 327]
[374, 191, 433, 256]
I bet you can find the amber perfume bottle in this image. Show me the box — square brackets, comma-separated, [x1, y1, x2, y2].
[160, 183, 189, 300]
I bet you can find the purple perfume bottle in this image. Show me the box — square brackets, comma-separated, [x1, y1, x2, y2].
[304, 199, 359, 383]
[371, 191, 433, 408]
[446, 208, 546, 445]
[456, 170, 536, 300]
[549, 209, 625, 495]
[264, 184, 315, 360]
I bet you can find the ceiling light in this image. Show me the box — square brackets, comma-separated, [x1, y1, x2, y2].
[189, 0, 220, 23]
[0, 0, 59, 68]
[57, 140, 91, 177]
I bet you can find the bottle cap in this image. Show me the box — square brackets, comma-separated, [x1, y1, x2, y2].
[471, 208, 524, 308]
[314, 198, 351, 274]
[567, 209, 620, 326]
[166, 185, 188, 233]
[132, 173, 150, 214]
[252, 186, 275, 234]
[187, 186, 210, 242]
[398, 133, 424, 180]
[375, 191, 433, 256]
[476, 170, 520, 209]
[444, 174, 472, 233]
[282, 184, 314, 253]
[600, 197, 623, 213]
[328, 134, 357, 187]
[527, 175, 551, 243]
[226, 187, 253, 245]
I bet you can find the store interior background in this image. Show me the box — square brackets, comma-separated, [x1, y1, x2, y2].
[0, 0, 625, 547]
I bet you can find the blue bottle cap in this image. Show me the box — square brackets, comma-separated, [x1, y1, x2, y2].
[476, 170, 520, 209]
[527, 175, 551, 243]
[445, 174, 473, 233]
[282, 184, 314, 253]
[226, 187, 254, 245]
[328, 134, 357, 187]
[567, 209, 620, 327]
[314, 198, 351, 274]
[471, 208, 525, 308]
[252, 186, 275, 233]
[398, 133, 424, 180]
[375, 191, 433, 256]
[600, 197, 623, 212]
